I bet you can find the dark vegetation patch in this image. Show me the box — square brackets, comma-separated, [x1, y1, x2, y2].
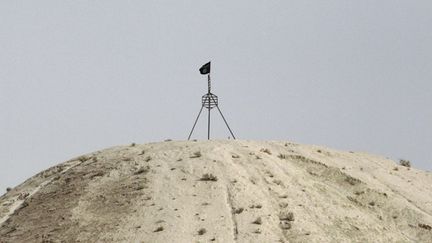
[260, 148, 272, 155]
[154, 226, 164, 232]
[134, 166, 150, 175]
[190, 151, 202, 158]
[200, 173, 218, 182]
[399, 159, 411, 168]
[419, 223, 432, 230]
[198, 228, 207, 235]
[252, 217, 262, 225]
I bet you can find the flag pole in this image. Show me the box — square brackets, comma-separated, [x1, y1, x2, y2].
[207, 74, 211, 140]
[208, 74, 211, 93]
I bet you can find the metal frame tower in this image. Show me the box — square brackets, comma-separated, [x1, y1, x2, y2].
[187, 62, 236, 140]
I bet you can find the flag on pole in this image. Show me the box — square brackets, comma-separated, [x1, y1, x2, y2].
[199, 62, 211, 75]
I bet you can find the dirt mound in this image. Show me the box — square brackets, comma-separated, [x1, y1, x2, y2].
[1, 140, 431, 242]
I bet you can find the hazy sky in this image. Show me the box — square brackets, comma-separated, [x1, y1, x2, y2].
[1, 1, 431, 193]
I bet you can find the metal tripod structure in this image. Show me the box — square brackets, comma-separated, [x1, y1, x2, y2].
[188, 74, 236, 140]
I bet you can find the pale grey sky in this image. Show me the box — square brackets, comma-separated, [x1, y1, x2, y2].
[1, 1, 431, 193]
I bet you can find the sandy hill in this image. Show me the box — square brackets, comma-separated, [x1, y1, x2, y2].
[0, 140, 431, 243]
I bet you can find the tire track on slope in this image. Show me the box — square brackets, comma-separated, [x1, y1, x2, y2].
[225, 186, 238, 242]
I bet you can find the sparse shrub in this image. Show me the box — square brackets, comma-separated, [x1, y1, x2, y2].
[317, 149, 322, 153]
[252, 217, 262, 225]
[164, 139, 172, 142]
[399, 159, 411, 168]
[279, 211, 295, 221]
[190, 151, 202, 158]
[419, 223, 432, 230]
[393, 167, 399, 171]
[345, 176, 361, 186]
[233, 207, 244, 214]
[347, 196, 361, 205]
[6, 187, 12, 192]
[200, 173, 218, 181]
[198, 228, 207, 235]
[77, 156, 89, 162]
[19, 201, 29, 209]
[369, 201, 376, 206]
[278, 154, 287, 159]
[250, 204, 262, 209]
[279, 202, 289, 208]
[308, 170, 319, 176]
[135, 185, 145, 190]
[232, 154, 240, 159]
[255, 155, 262, 159]
[279, 221, 292, 230]
[260, 148, 272, 155]
[266, 171, 274, 178]
[134, 166, 150, 175]
[131, 143, 136, 147]
[144, 156, 152, 162]
[89, 171, 105, 179]
[154, 226, 164, 232]
[273, 179, 284, 186]
[18, 192, 30, 200]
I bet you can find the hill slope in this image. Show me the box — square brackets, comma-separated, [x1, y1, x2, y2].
[1, 140, 431, 243]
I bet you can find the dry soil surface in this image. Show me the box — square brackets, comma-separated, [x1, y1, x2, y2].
[1, 140, 431, 243]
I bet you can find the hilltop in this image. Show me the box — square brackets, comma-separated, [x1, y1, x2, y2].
[1, 140, 431, 242]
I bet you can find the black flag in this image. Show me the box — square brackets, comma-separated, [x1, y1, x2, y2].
[199, 62, 211, 75]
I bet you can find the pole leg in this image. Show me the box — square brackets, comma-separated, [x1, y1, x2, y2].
[207, 100, 211, 140]
[208, 95, 236, 139]
[188, 105, 204, 140]
[214, 104, 236, 139]
[208, 108, 211, 140]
